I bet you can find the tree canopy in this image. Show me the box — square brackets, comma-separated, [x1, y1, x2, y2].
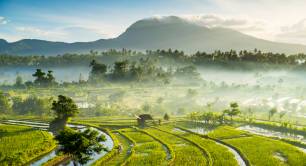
[223, 102, 241, 122]
[52, 95, 79, 119]
[32, 69, 56, 86]
[55, 127, 107, 165]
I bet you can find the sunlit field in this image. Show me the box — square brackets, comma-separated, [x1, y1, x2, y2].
[0, 124, 56, 165]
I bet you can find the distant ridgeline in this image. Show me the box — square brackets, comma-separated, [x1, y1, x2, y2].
[1, 49, 306, 69]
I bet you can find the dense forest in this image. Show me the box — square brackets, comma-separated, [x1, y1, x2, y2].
[1, 49, 306, 68]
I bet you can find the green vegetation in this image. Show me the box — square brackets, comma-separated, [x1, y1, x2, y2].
[49, 95, 79, 134]
[144, 127, 208, 165]
[0, 124, 56, 166]
[120, 128, 168, 166]
[209, 126, 306, 166]
[55, 127, 107, 165]
[97, 131, 130, 166]
[92, 129, 120, 166]
[164, 125, 238, 166]
[208, 126, 249, 139]
[2, 48, 306, 166]
[2, 49, 306, 68]
[32, 69, 57, 87]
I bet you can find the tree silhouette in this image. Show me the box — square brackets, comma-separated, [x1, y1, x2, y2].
[32, 69, 46, 85]
[32, 69, 56, 86]
[163, 113, 170, 121]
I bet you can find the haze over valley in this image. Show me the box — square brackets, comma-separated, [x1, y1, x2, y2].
[1, 1, 306, 166]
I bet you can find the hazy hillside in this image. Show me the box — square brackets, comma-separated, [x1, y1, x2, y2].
[2, 16, 306, 56]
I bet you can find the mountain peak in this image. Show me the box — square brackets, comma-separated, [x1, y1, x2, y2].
[127, 16, 192, 30]
[1, 16, 306, 55]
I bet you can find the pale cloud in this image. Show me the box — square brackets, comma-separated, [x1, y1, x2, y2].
[276, 19, 306, 45]
[0, 17, 8, 25]
[4, 13, 123, 42]
[151, 14, 273, 41]
[58, 26, 109, 42]
[37, 14, 123, 39]
[14, 25, 110, 42]
[181, 14, 265, 33]
[16, 26, 64, 37]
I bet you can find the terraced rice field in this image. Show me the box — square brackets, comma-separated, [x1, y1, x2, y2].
[0, 124, 56, 166]
[159, 125, 239, 166]
[120, 128, 168, 166]
[209, 126, 306, 166]
[101, 131, 134, 166]
[2, 118, 306, 166]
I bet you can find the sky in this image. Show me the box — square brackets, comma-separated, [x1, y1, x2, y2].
[1, 0, 306, 44]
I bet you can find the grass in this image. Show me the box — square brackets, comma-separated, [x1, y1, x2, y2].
[208, 126, 250, 139]
[101, 131, 133, 166]
[145, 127, 208, 166]
[225, 135, 306, 166]
[209, 126, 306, 166]
[0, 124, 56, 166]
[120, 128, 168, 166]
[3, 116, 306, 166]
[73, 118, 137, 129]
[170, 126, 239, 166]
[136, 128, 174, 163]
[42, 155, 70, 166]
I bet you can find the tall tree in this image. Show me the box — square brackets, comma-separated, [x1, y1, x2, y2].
[223, 102, 240, 122]
[32, 69, 46, 85]
[89, 60, 108, 83]
[49, 95, 79, 134]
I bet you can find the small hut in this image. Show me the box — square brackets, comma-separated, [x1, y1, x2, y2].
[136, 114, 154, 127]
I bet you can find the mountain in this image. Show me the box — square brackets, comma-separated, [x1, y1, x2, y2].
[1, 16, 306, 56]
